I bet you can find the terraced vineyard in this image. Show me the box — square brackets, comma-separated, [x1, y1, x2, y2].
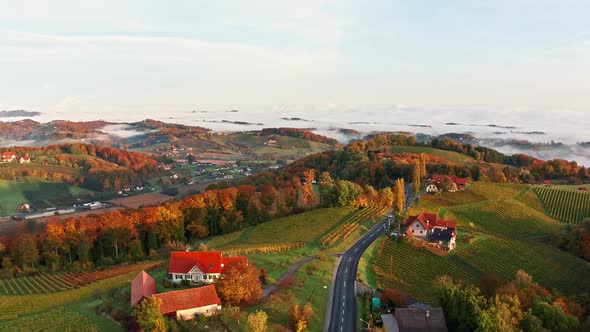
[533, 186, 590, 223]
[320, 205, 385, 246]
[0, 261, 162, 296]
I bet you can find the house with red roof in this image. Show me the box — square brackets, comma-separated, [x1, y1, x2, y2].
[19, 156, 30, 164]
[167, 251, 247, 285]
[152, 285, 222, 319]
[429, 174, 469, 192]
[1, 152, 17, 163]
[130, 271, 221, 320]
[405, 211, 458, 250]
[131, 270, 156, 307]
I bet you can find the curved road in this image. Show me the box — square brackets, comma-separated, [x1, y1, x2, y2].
[327, 186, 414, 332]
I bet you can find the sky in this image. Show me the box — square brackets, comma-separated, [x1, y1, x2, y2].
[1, 0, 590, 115]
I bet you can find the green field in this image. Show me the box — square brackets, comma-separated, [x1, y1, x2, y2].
[386, 146, 476, 165]
[206, 207, 353, 249]
[0, 307, 98, 332]
[533, 186, 590, 223]
[0, 178, 96, 216]
[372, 182, 590, 303]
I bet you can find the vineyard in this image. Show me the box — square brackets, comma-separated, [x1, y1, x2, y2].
[533, 186, 590, 223]
[0, 261, 162, 296]
[222, 241, 306, 256]
[443, 199, 562, 240]
[0, 307, 97, 332]
[0, 268, 150, 320]
[320, 205, 385, 246]
[372, 182, 590, 303]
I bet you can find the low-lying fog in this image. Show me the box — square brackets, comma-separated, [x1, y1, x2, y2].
[2, 107, 589, 165]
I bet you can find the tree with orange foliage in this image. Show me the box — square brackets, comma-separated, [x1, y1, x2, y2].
[216, 260, 262, 305]
[380, 288, 407, 308]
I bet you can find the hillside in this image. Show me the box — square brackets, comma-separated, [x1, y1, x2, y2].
[372, 182, 590, 303]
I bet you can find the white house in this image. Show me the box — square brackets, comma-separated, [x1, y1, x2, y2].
[167, 251, 247, 284]
[405, 211, 458, 251]
[426, 183, 439, 193]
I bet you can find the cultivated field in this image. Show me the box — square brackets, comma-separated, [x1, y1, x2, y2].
[386, 146, 476, 165]
[0, 178, 96, 216]
[0, 261, 162, 296]
[533, 186, 590, 223]
[206, 207, 353, 250]
[0, 307, 97, 332]
[373, 182, 590, 303]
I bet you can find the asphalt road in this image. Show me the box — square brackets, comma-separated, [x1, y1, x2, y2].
[327, 186, 414, 332]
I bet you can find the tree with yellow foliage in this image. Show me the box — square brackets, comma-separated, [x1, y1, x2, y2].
[216, 261, 262, 305]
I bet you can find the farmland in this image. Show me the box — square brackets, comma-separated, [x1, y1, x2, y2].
[386, 146, 476, 165]
[533, 186, 590, 223]
[372, 182, 590, 303]
[0, 261, 161, 296]
[0, 178, 96, 216]
[206, 207, 353, 249]
[0, 307, 97, 332]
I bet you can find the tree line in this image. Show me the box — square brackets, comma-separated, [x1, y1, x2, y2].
[0, 167, 405, 276]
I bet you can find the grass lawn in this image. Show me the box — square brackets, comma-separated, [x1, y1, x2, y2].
[372, 181, 590, 303]
[245, 257, 335, 331]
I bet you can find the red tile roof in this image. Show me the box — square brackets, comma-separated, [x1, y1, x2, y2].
[152, 285, 221, 315]
[435, 219, 457, 229]
[168, 251, 248, 274]
[131, 271, 156, 307]
[405, 212, 456, 230]
[405, 212, 438, 229]
[431, 174, 468, 186]
[222, 256, 248, 267]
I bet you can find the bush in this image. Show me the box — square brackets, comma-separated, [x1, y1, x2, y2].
[306, 262, 320, 275]
[180, 279, 191, 287]
[112, 309, 127, 322]
[162, 279, 173, 288]
[316, 254, 327, 261]
[104, 301, 113, 314]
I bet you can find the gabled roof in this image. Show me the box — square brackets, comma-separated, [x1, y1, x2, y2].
[131, 271, 156, 307]
[168, 251, 248, 274]
[431, 174, 468, 186]
[152, 285, 221, 315]
[405, 212, 438, 229]
[222, 256, 248, 267]
[1, 152, 16, 158]
[405, 212, 456, 231]
[434, 220, 456, 229]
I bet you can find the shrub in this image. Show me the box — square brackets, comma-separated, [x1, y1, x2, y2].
[306, 262, 320, 275]
[180, 279, 191, 287]
[112, 309, 127, 322]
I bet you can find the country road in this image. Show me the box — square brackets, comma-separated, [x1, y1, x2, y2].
[326, 186, 414, 332]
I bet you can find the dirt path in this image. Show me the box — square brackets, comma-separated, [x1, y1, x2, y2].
[262, 256, 316, 298]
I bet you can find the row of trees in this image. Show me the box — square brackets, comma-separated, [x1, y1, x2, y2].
[0, 167, 347, 274]
[549, 219, 590, 262]
[435, 270, 588, 332]
[0, 143, 160, 191]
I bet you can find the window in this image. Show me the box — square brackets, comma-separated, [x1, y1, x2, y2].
[175, 275, 182, 280]
[420, 231, 423, 234]
[209, 263, 213, 269]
